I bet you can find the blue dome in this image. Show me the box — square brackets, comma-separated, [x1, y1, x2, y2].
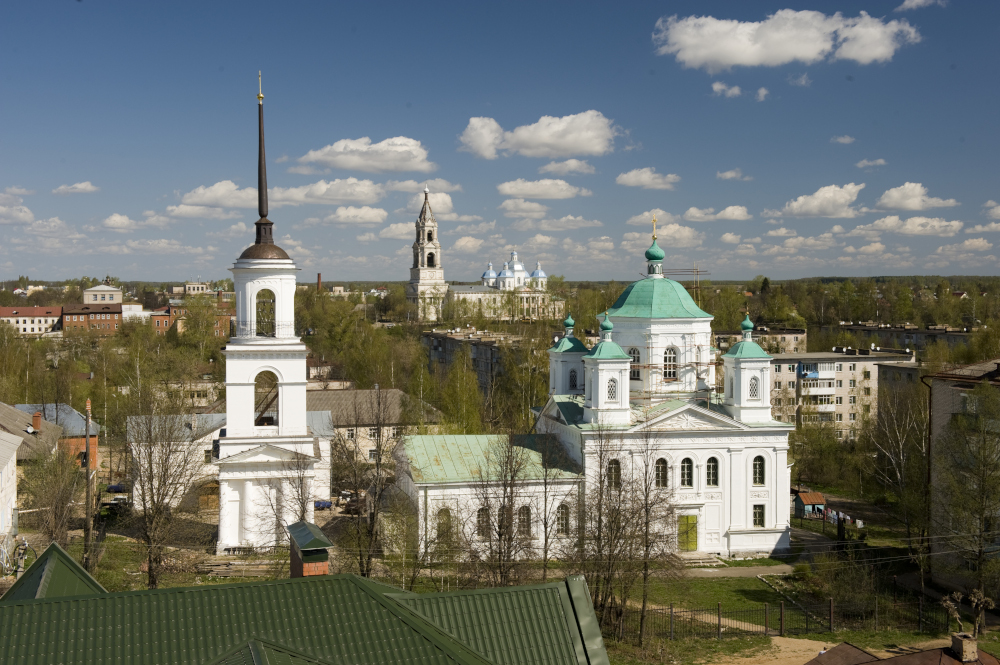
[530, 262, 547, 278]
[497, 262, 514, 278]
[481, 262, 497, 279]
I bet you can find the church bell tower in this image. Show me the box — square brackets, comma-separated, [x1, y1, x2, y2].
[405, 187, 447, 321]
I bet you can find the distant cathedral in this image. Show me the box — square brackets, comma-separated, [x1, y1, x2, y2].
[405, 192, 562, 322]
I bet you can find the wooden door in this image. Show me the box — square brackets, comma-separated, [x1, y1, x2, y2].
[678, 515, 698, 552]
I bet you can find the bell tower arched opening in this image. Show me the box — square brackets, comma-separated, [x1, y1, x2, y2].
[427, 252, 436, 268]
[254, 371, 279, 426]
[256, 289, 276, 337]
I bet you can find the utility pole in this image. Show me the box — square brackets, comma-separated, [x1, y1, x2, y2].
[83, 398, 94, 572]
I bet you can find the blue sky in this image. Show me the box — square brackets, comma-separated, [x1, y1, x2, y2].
[2, 1, 999, 283]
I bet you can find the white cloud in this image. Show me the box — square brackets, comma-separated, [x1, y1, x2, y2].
[895, 0, 946, 11]
[182, 181, 257, 207]
[653, 10, 920, 73]
[526, 233, 558, 247]
[0, 203, 34, 225]
[181, 178, 386, 209]
[101, 213, 140, 233]
[459, 110, 617, 159]
[830, 225, 846, 233]
[166, 204, 243, 219]
[717, 168, 752, 181]
[767, 227, 798, 237]
[712, 81, 741, 97]
[323, 206, 388, 225]
[207, 221, 250, 239]
[967, 223, 1000, 233]
[512, 215, 603, 232]
[856, 158, 887, 169]
[105, 238, 213, 255]
[396, 191, 481, 222]
[625, 208, 681, 227]
[767, 182, 866, 218]
[721, 232, 742, 244]
[937, 238, 993, 255]
[875, 182, 958, 211]
[23, 217, 84, 239]
[539, 159, 596, 175]
[984, 200, 1000, 219]
[683, 205, 752, 222]
[356, 232, 378, 243]
[379, 223, 414, 240]
[623, 223, 703, 249]
[297, 136, 435, 173]
[788, 73, 812, 86]
[52, 181, 99, 195]
[857, 241, 886, 254]
[756, 87, 769, 102]
[735, 243, 757, 255]
[275, 235, 315, 265]
[831, 135, 856, 144]
[851, 215, 964, 237]
[497, 179, 592, 199]
[0, 186, 32, 205]
[784, 233, 838, 251]
[452, 236, 485, 253]
[450, 220, 497, 235]
[385, 178, 462, 193]
[500, 198, 549, 219]
[616, 167, 681, 190]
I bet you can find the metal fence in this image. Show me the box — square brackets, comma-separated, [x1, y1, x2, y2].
[603, 597, 951, 645]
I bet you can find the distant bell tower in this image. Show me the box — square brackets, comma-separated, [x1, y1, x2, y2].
[405, 186, 447, 321]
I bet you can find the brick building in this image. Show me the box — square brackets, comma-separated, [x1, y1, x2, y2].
[0, 306, 62, 337]
[62, 303, 123, 336]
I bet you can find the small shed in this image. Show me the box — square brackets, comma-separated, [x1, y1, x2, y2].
[794, 492, 826, 518]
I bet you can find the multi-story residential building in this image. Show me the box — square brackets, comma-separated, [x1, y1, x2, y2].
[820, 321, 974, 351]
[62, 303, 123, 336]
[423, 327, 524, 393]
[149, 303, 232, 338]
[716, 326, 806, 355]
[184, 282, 211, 295]
[82, 283, 122, 304]
[768, 347, 916, 438]
[0, 306, 62, 337]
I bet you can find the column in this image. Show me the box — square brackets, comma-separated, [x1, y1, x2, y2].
[242, 479, 253, 545]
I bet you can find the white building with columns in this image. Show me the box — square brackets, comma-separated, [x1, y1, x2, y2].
[400, 230, 793, 557]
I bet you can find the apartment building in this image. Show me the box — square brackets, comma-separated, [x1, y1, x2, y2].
[82, 283, 122, 304]
[423, 327, 524, 393]
[716, 326, 807, 355]
[149, 303, 232, 338]
[0, 306, 62, 337]
[768, 347, 916, 438]
[820, 321, 974, 351]
[62, 303, 123, 336]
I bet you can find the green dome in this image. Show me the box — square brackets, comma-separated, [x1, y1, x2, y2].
[564, 313, 575, 328]
[607, 278, 711, 319]
[645, 239, 665, 261]
[600, 312, 613, 332]
[740, 314, 754, 331]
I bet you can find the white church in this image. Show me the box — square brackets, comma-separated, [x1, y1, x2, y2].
[400, 228, 793, 557]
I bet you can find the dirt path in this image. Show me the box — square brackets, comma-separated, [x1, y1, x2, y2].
[701, 636, 831, 665]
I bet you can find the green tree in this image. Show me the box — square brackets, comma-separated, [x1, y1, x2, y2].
[440, 346, 483, 434]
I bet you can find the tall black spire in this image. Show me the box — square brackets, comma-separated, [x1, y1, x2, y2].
[240, 72, 289, 260]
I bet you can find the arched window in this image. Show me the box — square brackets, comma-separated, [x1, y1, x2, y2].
[436, 508, 452, 541]
[427, 230, 433, 242]
[569, 369, 578, 391]
[607, 378, 617, 401]
[680, 458, 693, 487]
[664, 348, 677, 380]
[517, 506, 531, 537]
[753, 456, 765, 486]
[556, 504, 570, 535]
[254, 371, 279, 426]
[255, 289, 276, 337]
[427, 252, 436, 268]
[628, 348, 640, 380]
[655, 458, 668, 488]
[477, 507, 490, 538]
[607, 459, 621, 489]
[707, 457, 719, 487]
[749, 376, 760, 400]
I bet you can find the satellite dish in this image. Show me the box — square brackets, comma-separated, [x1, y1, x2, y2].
[25, 425, 35, 434]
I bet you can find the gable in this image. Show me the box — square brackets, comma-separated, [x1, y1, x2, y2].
[1, 542, 107, 603]
[216, 444, 316, 465]
[635, 404, 747, 432]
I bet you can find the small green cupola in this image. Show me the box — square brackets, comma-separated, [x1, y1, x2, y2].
[740, 314, 754, 336]
[563, 313, 575, 329]
[645, 215, 665, 277]
[599, 311, 613, 333]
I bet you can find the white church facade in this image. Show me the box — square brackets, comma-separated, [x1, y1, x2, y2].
[399, 230, 793, 557]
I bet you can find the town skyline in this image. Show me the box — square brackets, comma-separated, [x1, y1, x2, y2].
[2, 1, 998, 282]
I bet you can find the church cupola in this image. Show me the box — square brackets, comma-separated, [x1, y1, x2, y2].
[548, 312, 588, 396]
[645, 215, 665, 278]
[582, 313, 632, 425]
[721, 315, 774, 423]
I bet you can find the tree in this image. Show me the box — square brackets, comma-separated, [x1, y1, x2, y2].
[532, 435, 578, 582]
[20, 449, 84, 546]
[439, 346, 483, 434]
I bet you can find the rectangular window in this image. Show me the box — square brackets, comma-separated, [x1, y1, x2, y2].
[774, 364, 781, 373]
[836, 396, 843, 405]
[391, 426, 402, 438]
[836, 364, 843, 372]
[788, 381, 796, 389]
[101, 295, 106, 301]
[863, 404, 870, 414]
[849, 396, 856, 404]
[849, 363, 856, 371]
[836, 413, 843, 422]
[836, 380, 842, 388]
[849, 379, 856, 388]
[204, 450, 212, 464]
[345, 428, 355, 440]
[775, 381, 781, 389]
[794, 336, 800, 341]
[368, 427, 378, 439]
[368, 449, 377, 461]
[773, 398, 782, 406]
[850, 413, 857, 421]
[836, 430, 844, 439]
[788, 365, 795, 373]
[864, 387, 871, 396]
[863, 370, 871, 380]
[753, 505, 765, 528]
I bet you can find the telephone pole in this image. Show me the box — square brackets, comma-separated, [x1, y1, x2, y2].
[83, 398, 94, 572]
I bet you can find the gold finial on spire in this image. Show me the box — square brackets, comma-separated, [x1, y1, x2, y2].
[257, 71, 264, 103]
[651, 214, 657, 240]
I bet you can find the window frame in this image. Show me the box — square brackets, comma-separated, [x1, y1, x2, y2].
[752, 456, 765, 486]
[680, 458, 693, 488]
[706, 457, 719, 487]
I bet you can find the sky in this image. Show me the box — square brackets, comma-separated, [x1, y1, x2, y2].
[2, 1, 999, 283]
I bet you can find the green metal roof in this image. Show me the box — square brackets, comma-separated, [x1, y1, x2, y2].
[606, 278, 710, 319]
[388, 576, 608, 665]
[0, 542, 107, 603]
[549, 335, 589, 354]
[404, 435, 581, 484]
[583, 339, 630, 360]
[722, 340, 771, 359]
[0, 574, 498, 665]
[207, 638, 338, 665]
[287, 521, 333, 551]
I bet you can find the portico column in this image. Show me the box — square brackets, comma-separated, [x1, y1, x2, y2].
[242, 479, 253, 544]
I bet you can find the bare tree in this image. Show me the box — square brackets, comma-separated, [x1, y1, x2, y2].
[20, 449, 84, 546]
[533, 434, 577, 582]
[253, 452, 317, 544]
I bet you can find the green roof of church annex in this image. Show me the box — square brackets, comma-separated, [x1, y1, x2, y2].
[606, 278, 711, 319]
[550, 335, 589, 354]
[404, 434, 581, 484]
[0, 541, 107, 604]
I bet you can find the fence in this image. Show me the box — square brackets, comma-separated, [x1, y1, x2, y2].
[604, 597, 951, 645]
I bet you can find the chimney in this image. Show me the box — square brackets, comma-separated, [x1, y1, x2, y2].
[287, 521, 332, 578]
[952, 633, 978, 662]
[32, 411, 42, 431]
[317, 273, 322, 291]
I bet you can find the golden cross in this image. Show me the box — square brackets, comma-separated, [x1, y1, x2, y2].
[651, 214, 657, 240]
[257, 71, 264, 102]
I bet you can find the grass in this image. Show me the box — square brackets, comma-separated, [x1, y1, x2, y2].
[722, 544, 805, 567]
[634, 576, 786, 610]
[607, 635, 772, 665]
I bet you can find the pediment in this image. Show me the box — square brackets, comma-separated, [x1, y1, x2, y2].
[541, 399, 566, 424]
[634, 404, 747, 432]
[217, 444, 316, 465]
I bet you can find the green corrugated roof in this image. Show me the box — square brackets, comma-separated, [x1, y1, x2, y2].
[0, 542, 107, 603]
[404, 435, 581, 484]
[606, 278, 711, 319]
[287, 521, 333, 551]
[0, 574, 496, 665]
[388, 576, 608, 665]
[583, 339, 630, 360]
[207, 638, 338, 665]
[549, 335, 589, 354]
[722, 340, 771, 359]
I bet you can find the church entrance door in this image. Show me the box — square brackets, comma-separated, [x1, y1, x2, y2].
[678, 515, 698, 552]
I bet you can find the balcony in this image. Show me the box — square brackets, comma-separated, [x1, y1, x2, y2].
[800, 379, 836, 395]
[231, 320, 296, 338]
